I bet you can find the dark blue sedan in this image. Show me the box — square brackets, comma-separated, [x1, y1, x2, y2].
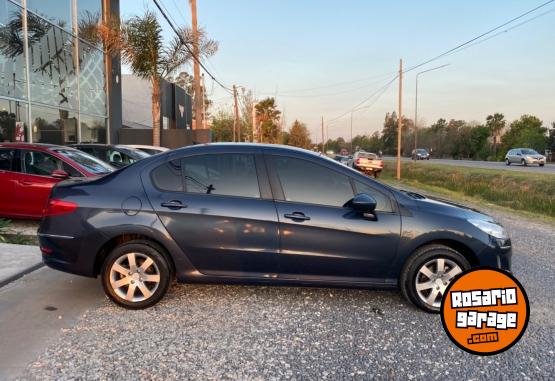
[38, 144, 512, 312]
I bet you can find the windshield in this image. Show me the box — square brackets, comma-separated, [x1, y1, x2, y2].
[118, 147, 151, 160]
[417, 149, 428, 154]
[521, 149, 539, 155]
[55, 149, 114, 174]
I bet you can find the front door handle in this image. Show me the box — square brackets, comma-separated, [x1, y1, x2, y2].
[18, 180, 33, 186]
[284, 212, 311, 221]
[161, 200, 187, 210]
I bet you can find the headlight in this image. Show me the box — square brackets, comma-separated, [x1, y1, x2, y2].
[468, 219, 508, 239]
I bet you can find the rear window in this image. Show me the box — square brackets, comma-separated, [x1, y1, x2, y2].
[358, 152, 377, 159]
[151, 159, 183, 192]
[55, 149, 114, 175]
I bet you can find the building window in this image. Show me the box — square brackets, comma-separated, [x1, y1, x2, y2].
[80, 114, 106, 143]
[0, 1, 27, 100]
[32, 104, 78, 145]
[27, 0, 72, 33]
[27, 21, 78, 111]
[0, 98, 28, 142]
[79, 40, 106, 116]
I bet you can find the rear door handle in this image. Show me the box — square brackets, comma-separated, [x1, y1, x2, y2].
[284, 212, 311, 221]
[161, 200, 187, 210]
[18, 180, 33, 185]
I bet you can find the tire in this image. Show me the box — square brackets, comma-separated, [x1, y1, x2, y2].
[539, 163, 544, 167]
[521, 159, 527, 166]
[373, 170, 381, 178]
[505, 159, 510, 166]
[101, 241, 172, 309]
[400, 244, 470, 313]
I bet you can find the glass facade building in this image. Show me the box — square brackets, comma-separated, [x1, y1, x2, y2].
[0, 0, 115, 144]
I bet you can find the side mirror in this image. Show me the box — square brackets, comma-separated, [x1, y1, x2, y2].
[51, 169, 69, 179]
[346, 193, 377, 213]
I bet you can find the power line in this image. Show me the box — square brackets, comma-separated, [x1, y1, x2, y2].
[152, 0, 234, 93]
[404, 0, 555, 73]
[326, 75, 398, 125]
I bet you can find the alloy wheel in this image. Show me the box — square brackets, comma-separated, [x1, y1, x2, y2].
[415, 258, 462, 309]
[109, 252, 161, 302]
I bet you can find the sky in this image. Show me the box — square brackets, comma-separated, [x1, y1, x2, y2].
[120, 0, 555, 141]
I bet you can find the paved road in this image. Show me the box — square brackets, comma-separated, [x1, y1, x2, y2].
[3, 201, 551, 380]
[383, 156, 555, 174]
[0, 268, 104, 380]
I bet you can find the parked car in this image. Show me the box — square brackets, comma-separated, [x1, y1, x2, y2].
[0, 143, 113, 219]
[126, 145, 170, 156]
[333, 155, 351, 166]
[39, 144, 512, 313]
[71, 144, 150, 168]
[411, 148, 430, 160]
[350, 151, 384, 178]
[505, 148, 546, 167]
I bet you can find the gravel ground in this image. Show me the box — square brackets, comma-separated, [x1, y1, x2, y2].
[19, 203, 555, 380]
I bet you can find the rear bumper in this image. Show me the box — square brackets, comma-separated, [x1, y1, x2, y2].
[39, 233, 97, 278]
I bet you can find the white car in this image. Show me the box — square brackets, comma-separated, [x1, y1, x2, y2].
[505, 148, 546, 167]
[125, 145, 170, 156]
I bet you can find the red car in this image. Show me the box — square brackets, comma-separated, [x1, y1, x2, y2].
[0, 143, 114, 219]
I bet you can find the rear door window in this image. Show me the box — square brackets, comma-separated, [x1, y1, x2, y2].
[0, 148, 14, 171]
[183, 154, 260, 198]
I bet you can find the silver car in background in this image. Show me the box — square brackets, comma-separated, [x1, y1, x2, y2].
[505, 148, 546, 167]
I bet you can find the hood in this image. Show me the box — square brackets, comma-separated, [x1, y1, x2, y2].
[407, 192, 494, 222]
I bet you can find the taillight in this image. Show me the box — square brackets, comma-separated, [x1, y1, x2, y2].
[43, 199, 78, 216]
[355, 159, 361, 165]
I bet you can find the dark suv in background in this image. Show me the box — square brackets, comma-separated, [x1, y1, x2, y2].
[39, 144, 512, 312]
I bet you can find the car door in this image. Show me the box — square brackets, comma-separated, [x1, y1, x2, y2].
[14, 149, 64, 218]
[144, 152, 280, 277]
[0, 148, 17, 217]
[267, 155, 401, 281]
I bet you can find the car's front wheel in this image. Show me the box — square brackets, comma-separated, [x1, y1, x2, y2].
[521, 159, 527, 166]
[400, 245, 470, 313]
[101, 241, 171, 309]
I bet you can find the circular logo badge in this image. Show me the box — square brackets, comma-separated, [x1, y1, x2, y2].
[440, 267, 529, 356]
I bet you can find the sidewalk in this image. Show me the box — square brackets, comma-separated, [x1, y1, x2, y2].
[0, 243, 43, 288]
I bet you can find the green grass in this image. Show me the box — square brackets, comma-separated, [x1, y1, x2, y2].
[380, 163, 555, 219]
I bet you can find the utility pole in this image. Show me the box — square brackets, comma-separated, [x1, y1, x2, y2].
[350, 112, 353, 154]
[233, 85, 240, 142]
[190, 0, 203, 130]
[321, 116, 325, 153]
[201, 73, 207, 129]
[414, 75, 418, 160]
[396, 59, 403, 180]
[252, 103, 257, 143]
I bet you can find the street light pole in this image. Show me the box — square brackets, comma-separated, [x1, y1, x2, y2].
[414, 64, 450, 159]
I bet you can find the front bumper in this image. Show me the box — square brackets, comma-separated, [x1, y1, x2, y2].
[525, 158, 546, 164]
[476, 237, 512, 272]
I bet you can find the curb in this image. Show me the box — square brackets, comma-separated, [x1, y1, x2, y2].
[0, 262, 44, 289]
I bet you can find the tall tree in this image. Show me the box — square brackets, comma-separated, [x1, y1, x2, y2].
[501, 115, 548, 153]
[210, 110, 234, 142]
[255, 97, 281, 144]
[99, 11, 218, 146]
[288, 120, 312, 149]
[486, 113, 506, 155]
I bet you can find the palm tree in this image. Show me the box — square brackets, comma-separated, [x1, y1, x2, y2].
[99, 11, 217, 146]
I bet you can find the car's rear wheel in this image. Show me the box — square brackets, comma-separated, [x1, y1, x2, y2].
[400, 245, 470, 313]
[505, 158, 510, 166]
[101, 241, 171, 309]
